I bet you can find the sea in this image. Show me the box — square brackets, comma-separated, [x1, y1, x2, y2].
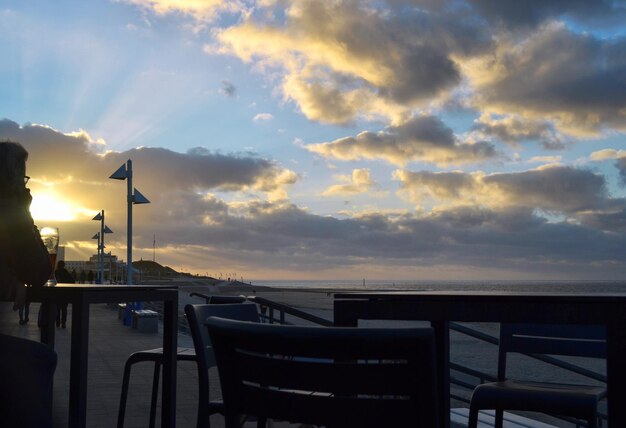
[252, 279, 626, 293]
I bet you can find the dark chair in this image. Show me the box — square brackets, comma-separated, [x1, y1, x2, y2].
[0, 334, 57, 428]
[206, 317, 440, 428]
[117, 301, 259, 428]
[185, 303, 260, 428]
[468, 323, 606, 428]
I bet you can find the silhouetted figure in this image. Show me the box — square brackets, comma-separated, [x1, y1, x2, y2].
[0, 141, 56, 428]
[88, 270, 94, 284]
[55, 260, 74, 328]
[79, 269, 86, 284]
[17, 293, 30, 325]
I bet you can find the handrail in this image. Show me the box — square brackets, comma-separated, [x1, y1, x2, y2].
[189, 292, 211, 303]
[187, 292, 333, 327]
[449, 322, 606, 383]
[247, 296, 333, 327]
[448, 321, 607, 426]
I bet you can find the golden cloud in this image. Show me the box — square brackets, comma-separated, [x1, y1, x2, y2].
[322, 168, 375, 196]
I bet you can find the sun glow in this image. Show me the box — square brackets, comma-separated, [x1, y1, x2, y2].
[29, 193, 77, 222]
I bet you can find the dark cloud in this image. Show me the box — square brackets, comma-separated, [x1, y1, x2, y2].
[470, 24, 626, 135]
[395, 165, 618, 221]
[472, 115, 567, 150]
[220, 80, 236, 97]
[615, 158, 626, 185]
[483, 166, 608, 214]
[464, 0, 626, 29]
[135, 200, 626, 278]
[307, 116, 499, 166]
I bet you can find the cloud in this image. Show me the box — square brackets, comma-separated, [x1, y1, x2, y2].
[0, 118, 296, 238]
[472, 113, 567, 150]
[394, 165, 609, 215]
[119, 0, 243, 23]
[463, 0, 626, 29]
[210, 0, 491, 124]
[220, 80, 236, 97]
[6, 119, 626, 278]
[321, 168, 375, 196]
[590, 149, 626, 161]
[253, 113, 273, 122]
[464, 23, 626, 137]
[589, 149, 626, 185]
[152, 199, 626, 279]
[527, 155, 562, 164]
[306, 116, 499, 166]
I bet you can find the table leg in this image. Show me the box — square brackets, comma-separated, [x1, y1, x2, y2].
[162, 295, 178, 428]
[40, 301, 57, 347]
[431, 320, 450, 428]
[69, 296, 89, 428]
[607, 317, 626, 427]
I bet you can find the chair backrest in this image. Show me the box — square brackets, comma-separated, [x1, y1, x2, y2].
[208, 295, 247, 304]
[497, 323, 606, 380]
[206, 317, 440, 428]
[185, 303, 260, 370]
[185, 303, 260, 427]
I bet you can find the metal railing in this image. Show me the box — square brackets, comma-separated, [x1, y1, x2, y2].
[448, 321, 607, 427]
[187, 292, 332, 327]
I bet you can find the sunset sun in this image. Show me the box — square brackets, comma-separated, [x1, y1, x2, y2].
[29, 193, 78, 222]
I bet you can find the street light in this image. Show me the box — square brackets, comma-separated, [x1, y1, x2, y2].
[92, 210, 113, 284]
[110, 159, 150, 326]
[109, 159, 150, 285]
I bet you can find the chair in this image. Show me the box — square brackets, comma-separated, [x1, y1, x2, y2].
[468, 323, 606, 428]
[0, 334, 57, 428]
[206, 317, 440, 428]
[117, 301, 259, 428]
[185, 303, 260, 428]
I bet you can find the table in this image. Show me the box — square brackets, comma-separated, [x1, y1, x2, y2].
[28, 284, 179, 428]
[334, 291, 626, 428]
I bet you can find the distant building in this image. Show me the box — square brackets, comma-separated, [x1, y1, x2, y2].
[65, 253, 125, 283]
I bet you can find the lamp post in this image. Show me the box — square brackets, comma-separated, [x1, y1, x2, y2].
[92, 211, 113, 284]
[109, 159, 150, 285]
[110, 159, 150, 325]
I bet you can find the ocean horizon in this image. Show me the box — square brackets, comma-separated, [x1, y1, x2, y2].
[251, 279, 626, 293]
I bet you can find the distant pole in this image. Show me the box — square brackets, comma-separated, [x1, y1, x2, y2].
[100, 210, 104, 282]
[153, 234, 156, 263]
[126, 160, 133, 285]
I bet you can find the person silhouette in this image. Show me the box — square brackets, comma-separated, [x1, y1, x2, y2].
[17, 292, 30, 325]
[54, 260, 74, 328]
[0, 141, 57, 428]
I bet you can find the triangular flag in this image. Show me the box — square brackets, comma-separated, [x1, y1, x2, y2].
[109, 164, 127, 180]
[133, 188, 150, 204]
[104, 225, 114, 234]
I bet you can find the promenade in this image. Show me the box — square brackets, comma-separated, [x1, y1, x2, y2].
[7, 302, 213, 428]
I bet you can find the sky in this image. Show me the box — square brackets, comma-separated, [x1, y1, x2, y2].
[2, 0, 626, 281]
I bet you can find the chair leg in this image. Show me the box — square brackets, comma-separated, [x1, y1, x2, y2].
[495, 409, 504, 428]
[468, 406, 479, 428]
[117, 359, 134, 428]
[149, 361, 161, 428]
